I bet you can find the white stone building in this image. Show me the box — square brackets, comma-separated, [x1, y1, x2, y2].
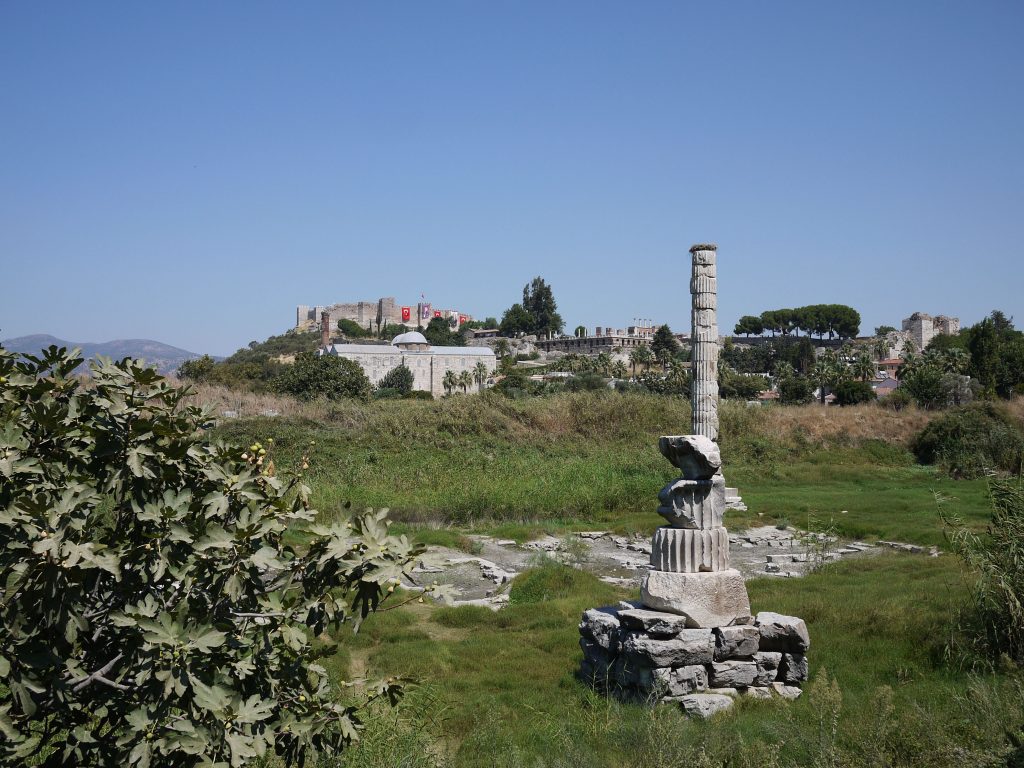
[321, 332, 496, 397]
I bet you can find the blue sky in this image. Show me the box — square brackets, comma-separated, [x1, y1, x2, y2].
[2, 2, 1022, 356]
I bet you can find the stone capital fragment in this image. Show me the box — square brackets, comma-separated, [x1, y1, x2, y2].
[658, 435, 721, 479]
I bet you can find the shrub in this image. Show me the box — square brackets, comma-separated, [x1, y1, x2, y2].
[833, 379, 876, 406]
[779, 376, 814, 405]
[911, 402, 1024, 478]
[378, 364, 414, 395]
[879, 388, 913, 411]
[564, 372, 607, 392]
[337, 318, 372, 338]
[0, 347, 421, 766]
[508, 558, 594, 604]
[944, 479, 1024, 665]
[275, 351, 371, 402]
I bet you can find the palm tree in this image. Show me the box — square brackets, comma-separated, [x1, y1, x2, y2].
[944, 348, 970, 375]
[666, 359, 690, 394]
[494, 339, 511, 359]
[629, 345, 651, 375]
[655, 348, 671, 371]
[852, 352, 876, 382]
[473, 360, 489, 391]
[611, 360, 628, 379]
[458, 370, 473, 393]
[872, 336, 890, 362]
[810, 350, 841, 404]
[442, 369, 458, 396]
[595, 352, 612, 377]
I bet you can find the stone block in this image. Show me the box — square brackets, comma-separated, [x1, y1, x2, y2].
[579, 607, 622, 652]
[611, 655, 655, 688]
[756, 612, 811, 653]
[708, 660, 758, 688]
[617, 608, 689, 638]
[714, 626, 760, 660]
[772, 682, 803, 700]
[671, 664, 708, 695]
[657, 475, 726, 529]
[651, 526, 729, 572]
[779, 653, 808, 685]
[641, 569, 752, 628]
[744, 686, 773, 700]
[620, 629, 715, 667]
[753, 651, 782, 686]
[679, 693, 734, 719]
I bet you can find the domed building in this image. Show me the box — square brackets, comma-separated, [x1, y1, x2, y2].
[321, 331, 496, 397]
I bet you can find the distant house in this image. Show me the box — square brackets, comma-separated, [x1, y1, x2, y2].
[871, 378, 900, 398]
[878, 358, 903, 380]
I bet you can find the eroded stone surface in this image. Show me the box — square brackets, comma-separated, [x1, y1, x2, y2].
[658, 435, 721, 479]
[714, 625, 760, 660]
[617, 608, 690, 638]
[651, 525, 729, 570]
[779, 653, 809, 685]
[753, 651, 783, 686]
[772, 682, 803, 700]
[656, 479, 727, 530]
[756, 612, 811, 653]
[641, 569, 752, 627]
[680, 693, 734, 719]
[708, 660, 758, 688]
[620, 629, 714, 667]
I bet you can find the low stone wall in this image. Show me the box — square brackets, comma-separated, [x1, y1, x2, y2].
[579, 604, 809, 718]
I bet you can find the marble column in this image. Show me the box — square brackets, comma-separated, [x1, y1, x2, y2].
[689, 244, 719, 442]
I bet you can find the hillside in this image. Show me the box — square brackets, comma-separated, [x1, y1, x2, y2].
[1, 334, 209, 375]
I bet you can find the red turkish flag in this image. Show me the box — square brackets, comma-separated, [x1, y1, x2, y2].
[433, 310, 442, 318]
[459, 315, 468, 324]
[401, 306, 411, 322]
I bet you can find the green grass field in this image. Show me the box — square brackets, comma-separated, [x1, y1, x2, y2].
[323, 555, 1022, 768]
[209, 392, 1023, 767]
[214, 393, 994, 547]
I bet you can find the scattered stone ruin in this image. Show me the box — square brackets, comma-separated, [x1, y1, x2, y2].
[578, 244, 810, 717]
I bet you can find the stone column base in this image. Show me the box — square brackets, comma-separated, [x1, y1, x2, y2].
[579, 605, 810, 717]
[641, 569, 751, 628]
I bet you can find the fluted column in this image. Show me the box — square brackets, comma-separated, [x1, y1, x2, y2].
[689, 244, 719, 442]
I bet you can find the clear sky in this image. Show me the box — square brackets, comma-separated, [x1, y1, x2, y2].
[2, 2, 1022, 356]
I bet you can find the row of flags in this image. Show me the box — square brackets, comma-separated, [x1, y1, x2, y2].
[400, 299, 468, 326]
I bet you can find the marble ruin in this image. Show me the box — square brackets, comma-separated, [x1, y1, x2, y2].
[579, 244, 811, 717]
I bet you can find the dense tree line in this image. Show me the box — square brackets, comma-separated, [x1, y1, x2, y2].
[178, 331, 319, 391]
[924, 310, 1024, 399]
[734, 304, 861, 340]
[499, 277, 564, 338]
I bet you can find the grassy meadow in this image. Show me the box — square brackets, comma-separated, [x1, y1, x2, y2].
[204, 390, 1024, 767]
[210, 390, 1002, 546]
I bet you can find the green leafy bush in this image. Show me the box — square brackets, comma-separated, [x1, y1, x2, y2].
[834, 379, 876, 406]
[944, 480, 1024, 665]
[779, 375, 814, 405]
[275, 351, 371, 402]
[377, 364, 414, 396]
[0, 347, 420, 766]
[911, 402, 1024, 478]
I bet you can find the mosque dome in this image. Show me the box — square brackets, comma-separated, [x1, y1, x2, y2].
[391, 331, 430, 349]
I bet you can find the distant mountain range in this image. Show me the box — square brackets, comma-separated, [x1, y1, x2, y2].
[1, 334, 209, 376]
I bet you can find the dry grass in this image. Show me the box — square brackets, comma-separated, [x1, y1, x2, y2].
[183, 380, 1022, 454]
[757, 401, 936, 445]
